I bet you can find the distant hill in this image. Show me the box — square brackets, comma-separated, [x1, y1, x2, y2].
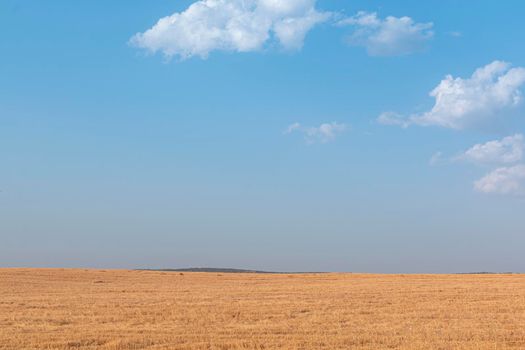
[154, 268, 273, 274]
[140, 268, 326, 274]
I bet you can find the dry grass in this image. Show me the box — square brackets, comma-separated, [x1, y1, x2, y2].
[1, 269, 525, 349]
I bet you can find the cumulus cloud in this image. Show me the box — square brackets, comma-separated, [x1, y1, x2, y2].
[130, 0, 330, 59]
[414, 61, 525, 129]
[474, 164, 525, 195]
[285, 122, 347, 143]
[337, 11, 433, 56]
[379, 61, 525, 130]
[457, 134, 524, 165]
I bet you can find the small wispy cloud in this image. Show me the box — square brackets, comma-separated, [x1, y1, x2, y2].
[474, 164, 525, 196]
[377, 112, 409, 127]
[284, 122, 347, 143]
[429, 152, 445, 166]
[456, 134, 524, 165]
[337, 11, 433, 56]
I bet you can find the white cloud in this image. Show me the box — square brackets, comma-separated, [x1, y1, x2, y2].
[337, 11, 433, 56]
[285, 122, 347, 143]
[130, 0, 330, 59]
[413, 61, 525, 129]
[474, 164, 525, 195]
[379, 61, 525, 130]
[458, 134, 524, 165]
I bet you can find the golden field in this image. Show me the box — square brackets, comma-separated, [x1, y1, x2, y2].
[1, 269, 525, 350]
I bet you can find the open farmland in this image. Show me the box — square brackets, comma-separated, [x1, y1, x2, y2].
[1, 269, 525, 350]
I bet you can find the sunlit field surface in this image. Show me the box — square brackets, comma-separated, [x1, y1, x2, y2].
[1, 269, 525, 349]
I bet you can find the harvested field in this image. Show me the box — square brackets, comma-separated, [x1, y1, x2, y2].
[1, 269, 524, 349]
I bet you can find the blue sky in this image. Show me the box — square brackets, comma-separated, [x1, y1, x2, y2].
[1, 0, 525, 272]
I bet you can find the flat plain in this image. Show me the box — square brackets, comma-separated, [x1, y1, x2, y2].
[1, 269, 525, 350]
